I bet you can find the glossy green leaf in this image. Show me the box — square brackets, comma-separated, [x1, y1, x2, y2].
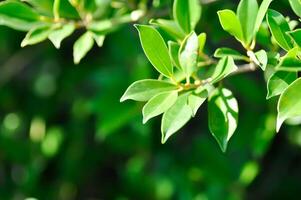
[211, 56, 237, 84]
[168, 41, 181, 69]
[288, 29, 301, 47]
[288, 0, 301, 17]
[21, 26, 52, 47]
[217, 10, 244, 43]
[214, 47, 248, 61]
[0, 0, 41, 31]
[266, 71, 297, 99]
[266, 9, 293, 51]
[92, 32, 105, 47]
[142, 91, 178, 123]
[49, 23, 75, 49]
[179, 32, 199, 79]
[22, 0, 53, 15]
[255, 50, 268, 70]
[149, 19, 185, 40]
[73, 32, 94, 64]
[237, 0, 259, 45]
[135, 25, 173, 78]
[188, 91, 208, 117]
[120, 79, 178, 102]
[173, 0, 202, 33]
[208, 88, 239, 152]
[254, 0, 273, 34]
[161, 93, 192, 144]
[277, 78, 301, 131]
[198, 33, 206, 53]
[277, 57, 301, 72]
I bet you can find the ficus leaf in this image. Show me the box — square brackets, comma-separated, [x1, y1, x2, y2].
[173, 0, 202, 33]
[217, 9, 244, 44]
[277, 78, 301, 132]
[161, 93, 192, 144]
[266, 9, 293, 51]
[198, 33, 206, 53]
[288, 0, 301, 18]
[211, 56, 238, 84]
[254, 0, 273, 34]
[255, 50, 268, 71]
[179, 31, 199, 79]
[277, 57, 301, 72]
[120, 79, 178, 102]
[237, 0, 259, 45]
[188, 91, 208, 117]
[208, 88, 239, 152]
[288, 29, 301, 48]
[135, 24, 173, 78]
[73, 31, 94, 64]
[168, 41, 181, 70]
[49, 23, 75, 49]
[21, 26, 52, 47]
[149, 19, 185, 40]
[266, 71, 297, 99]
[142, 91, 178, 124]
[214, 47, 248, 61]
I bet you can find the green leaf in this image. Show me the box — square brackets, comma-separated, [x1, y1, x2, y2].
[188, 91, 208, 117]
[255, 50, 268, 70]
[288, 0, 301, 17]
[211, 56, 238, 84]
[92, 32, 105, 47]
[208, 88, 239, 152]
[0, 0, 42, 31]
[120, 79, 178, 102]
[21, 26, 52, 47]
[277, 57, 301, 72]
[161, 93, 192, 144]
[266, 71, 297, 99]
[237, 0, 259, 45]
[135, 25, 173, 78]
[179, 31, 199, 79]
[173, 0, 202, 33]
[49, 23, 75, 49]
[217, 9, 244, 44]
[168, 41, 181, 69]
[266, 9, 293, 51]
[277, 78, 301, 131]
[22, 0, 53, 15]
[198, 33, 206, 53]
[254, 0, 273, 34]
[214, 47, 248, 61]
[73, 32, 94, 64]
[288, 29, 301, 47]
[142, 91, 178, 123]
[149, 19, 185, 40]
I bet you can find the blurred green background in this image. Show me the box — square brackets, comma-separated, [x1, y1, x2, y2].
[0, 0, 301, 199]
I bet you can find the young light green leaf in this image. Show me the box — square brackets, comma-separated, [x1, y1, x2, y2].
[0, 1, 41, 31]
[208, 88, 239, 152]
[179, 31, 199, 79]
[277, 78, 301, 131]
[173, 0, 202, 33]
[120, 79, 178, 102]
[168, 41, 181, 69]
[198, 33, 206, 53]
[73, 32, 94, 64]
[142, 91, 178, 124]
[277, 57, 301, 72]
[211, 56, 238, 84]
[288, 0, 301, 18]
[161, 93, 192, 144]
[149, 19, 185, 40]
[21, 26, 52, 47]
[255, 50, 268, 70]
[288, 29, 301, 47]
[135, 25, 173, 78]
[49, 23, 75, 49]
[266, 9, 293, 51]
[214, 47, 249, 61]
[254, 0, 273, 34]
[92, 32, 105, 47]
[188, 91, 208, 117]
[266, 71, 297, 99]
[217, 10, 244, 44]
[237, 0, 259, 45]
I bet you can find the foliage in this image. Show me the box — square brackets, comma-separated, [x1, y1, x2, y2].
[1, 0, 301, 199]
